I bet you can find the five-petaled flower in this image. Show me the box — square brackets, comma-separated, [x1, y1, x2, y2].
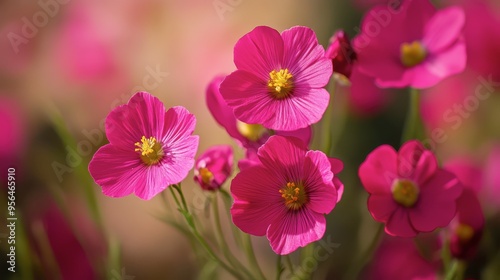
[354, 0, 466, 89]
[89, 91, 199, 200]
[220, 26, 333, 131]
[359, 140, 463, 237]
[230, 135, 343, 254]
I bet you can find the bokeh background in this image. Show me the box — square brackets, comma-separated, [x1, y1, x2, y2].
[1, 0, 500, 279]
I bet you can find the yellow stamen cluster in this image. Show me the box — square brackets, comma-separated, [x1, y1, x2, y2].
[456, 223, 474, 242]
[279, 182, 307, 210]
[236, 121, 267, 142]
[268, 69, 294, 99]
[134, 136, 164, 165]
[199, 167, 214, 184]
[400, 41, 427, 67]
[391, 179, 419, 207]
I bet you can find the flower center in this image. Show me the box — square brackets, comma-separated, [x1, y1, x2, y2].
[134, 136, 164, 165]
[236, 121, 267, 142]
[279, 182, 308, 210]
[455, 223, 474, 242]
[391, 179, 419, 207]
[199, 167, 214, 184]
[268, 69, 294, 99]
[400, 41, 427, 67]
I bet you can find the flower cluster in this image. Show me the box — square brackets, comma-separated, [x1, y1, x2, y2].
[82, 0, 496, 278]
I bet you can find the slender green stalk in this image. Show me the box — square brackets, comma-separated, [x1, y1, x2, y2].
[321, 80, 337, 153]
[243, 234, 267, 280]
[220, 188, 244, 248]
[344, 223, 385, 279]
[298, 243, 314, 279]
[276, 255, 283, 280]
[401, 88, 426, 143]
[444, 260, 465, 280]
[47, 103, 102, 227]
[285, 254, 295, 275]
[212, 194, 255, 279]
[169, 185, 243, 279]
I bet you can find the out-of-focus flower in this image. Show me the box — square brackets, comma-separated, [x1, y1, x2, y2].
[89, 92, 199, 200]
[359, 140, 463, 237]
[230, 135, 342, 254]
[445, 158, 484, 259]
[28, 198, 107, 280]
[325, 30, 390, 116]
[354, 0, 466, 89]
[325, 31, 357, 82]
[206, 75, 312, 168]
[0, 96, 25, 183]
[220, 26, 332, 131]
[194, 145, 233, 191]
[484, 145, 500, 209]
[446, 0, 500, 81]
[365, 236, 440, 279]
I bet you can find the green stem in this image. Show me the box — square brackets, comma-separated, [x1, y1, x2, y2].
[298, 244, 315, 279]
[321, 80, 338, 155]
[401, 88, 425, 143]
[344, 223, 385, 279]
[169, 185, 242, 279]
[243, 234, 267, 280]
[285, 254, 295, 275]
[444, 260, 466, 280]
[47, 103, 103, 227]
[212, 194, 255, 279]
[220, 188, 243, 248]
[276, 255, 283, 280]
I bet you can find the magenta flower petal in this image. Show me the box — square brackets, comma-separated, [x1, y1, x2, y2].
[397, 140, 437, 184]
[302, 151, 337, 214]
[386, 208, 417, 237]
[234, 26, 284, 80]
[423, 7, 466, 53]
[231, 166, 287, 236]
[89, 145, 142, 198]
[105, 92, 166, 150]
[281, 26, 332, 88]
[205, 75, 242, 142]
[267, 209, 326, 255]
[329, 157, 344, 202]
[257, 135, 307, 178]
[358, 145, 398, 194]
[368, 194, 398, 222]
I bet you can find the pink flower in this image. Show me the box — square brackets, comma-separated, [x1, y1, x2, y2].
[325, 30, 390, 116]
[220, 26, 332, 131]
[230, 135, 343, 254]
[325, 31, 357, 80]
[365, 236, 440, 280]
[206, 75, 311, 168]
[354, 0, 466, 89]
[445, 158, 484, 259]
[359, 140, 462, 237]
[483, 145, 500, 210]
[194, 145, 233, 191]
[27, 198, 107, 280]
[0, 96, 25, 184]
[89, 92, 199, 200]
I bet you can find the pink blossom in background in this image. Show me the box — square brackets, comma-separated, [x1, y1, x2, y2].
[194, 145, 233, 191]
[206, 75, 312, 168]
[365, 236, 439, 279]
[484, 145, 500, 209]
[446, 0, 500, 80]
[230, 135, 342, 254]
[325, 31, 357, 80]
[354, 0, 466, 89]
[325, 29, 390, 116]
[220, 26, 332, 131]
[359, 140, 463, 237]
[0, 96, 25, 183]
[28, 199, 107, 280]
[89, 92, 199, 200]
[444, 157, 483, 194]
